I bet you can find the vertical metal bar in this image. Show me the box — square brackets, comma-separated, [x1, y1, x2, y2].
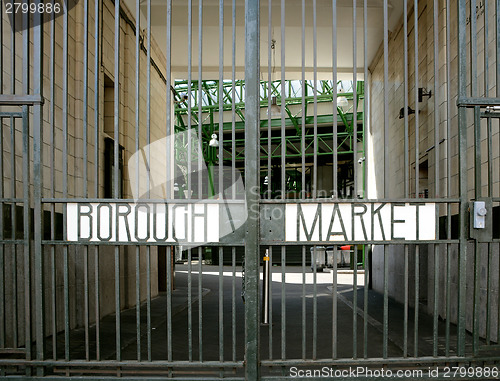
[333, 0, 338, 198]
[63, 243, 69, 361]
[95, 246, 100, 360]
[403, 0, 409, 357]
[267, 0, 272, 200]
[363, 245, 369, 359]
[268, 245, 273, 359]
[22, 107, 30, 364]
[245, 0, 262, 362]
[146, 247, 151, 361]
[218, 246, 224, 363]
[187, 0, 192, 200]
[62, 0, 69, 362]
[244, 0, 260, 376]
[484, 0, 489, 99]
[497, 0, 500, 95]
[115, 251, 120, 360]
[445, 0, 452, 357]
[83, 245, 89, 360]
[231, 247, 236, 362]
[280, 0, 286, 364]
[353, 244, 357, 359]
[20, 17, 29, 355]
[280, 245, 286, 362]
[188, 248, 192, 361]
[218, 0, 223, 201]
[312, 0, 318, 359]
[301, 0, 305, 201]
[352, 6, 359, 359]
[33, 0, 44, 366]
[134, 0, 141, 363]
[300, 0, 306, 359]
[485, 117, 493, 344]
[383, 0, 389, 359]
[484, 1, 492, 347]
[362, 0, 368, 360]
[301, 246, 306, 360]
[198, 0, 203, 199]
[470, 0, 481, 356]
[432, 0, 440, 358]
[22, 1, 28, 93]
[198, 246, 203, 361]
[352, 0, 357, 197]
[165, 0, 173, 367]
[332, 244, 338, 359]
[10, 0, 15, 95]
[312, 0, 318, 199]
[231, 0, 236, 201]
[94, 0, 100, 200]
[136, 246, 141, 361]
[82, 0, 90, 361]
[114, 0, 121, 362]
[313, 250, 317, 360]
[413, 0, 420, 358]
[166, 246, 172, 362]
[280, 0, 285, 198]
[457, 0, 468, 357]
[9, 118, 17, 349]
[50, 0, 57, 360]
[146, 0, 152, 363]
[218, 3, 224, 363]
[0, 0, 2, 91]
[0, 117, 4, 350]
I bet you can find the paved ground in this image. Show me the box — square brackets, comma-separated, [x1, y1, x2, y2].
[47, 264, 487, 377]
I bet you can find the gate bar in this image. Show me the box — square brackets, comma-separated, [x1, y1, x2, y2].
[134, 0, 141, 362]
[432, 0, 440, 358]
[114, 0, 121, 362]
[94, 0, 101, 361]
[457, 0, 468, 357]
[146, 0, 152, 361]
[244, 0, 260, 377]
[10, 118, 17, 350]
[413, 0, 420, 358]
[0, 118, 4, 353]
[382, 0, 389, 360]
[33, 0, 44, 368]
[402, 0, 409, 358]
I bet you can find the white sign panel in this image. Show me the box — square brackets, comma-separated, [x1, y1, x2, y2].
[285, 203, 436, 242]
[67, 203, 220, 243]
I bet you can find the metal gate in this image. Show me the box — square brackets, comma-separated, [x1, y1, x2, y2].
[0, 0, 500, 380]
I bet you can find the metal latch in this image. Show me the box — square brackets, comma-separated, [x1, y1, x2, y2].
[473, 201, 487, 229]
[469, 199, 492, 242]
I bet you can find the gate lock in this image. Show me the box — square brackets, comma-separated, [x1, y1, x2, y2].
[469, 199, 493, 242]
[473, 201, 487, 229]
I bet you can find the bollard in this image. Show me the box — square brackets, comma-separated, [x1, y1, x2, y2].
[262, 249, 270, 325]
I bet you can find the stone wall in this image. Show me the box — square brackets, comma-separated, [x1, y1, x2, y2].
[368, 0, 499, 342]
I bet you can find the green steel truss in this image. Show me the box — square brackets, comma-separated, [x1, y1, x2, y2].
[173, 79, 364, 162]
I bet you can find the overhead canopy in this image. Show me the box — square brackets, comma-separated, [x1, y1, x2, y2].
[125, 0, 404, 80]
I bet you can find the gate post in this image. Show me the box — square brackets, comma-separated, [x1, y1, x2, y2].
[33, 7, 45, 367]
[456, 0, 468, 357]
[244, 0, 260, 379]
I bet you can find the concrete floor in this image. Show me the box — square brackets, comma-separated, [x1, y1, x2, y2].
[46, 264, 489, 377]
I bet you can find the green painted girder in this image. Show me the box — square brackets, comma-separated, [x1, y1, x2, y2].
[173, 79, 362, 115]
[176, 111, 364, 133]
[224, 131, 364, 160]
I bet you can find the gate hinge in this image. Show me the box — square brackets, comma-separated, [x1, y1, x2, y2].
[469, 198, 493, 242]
